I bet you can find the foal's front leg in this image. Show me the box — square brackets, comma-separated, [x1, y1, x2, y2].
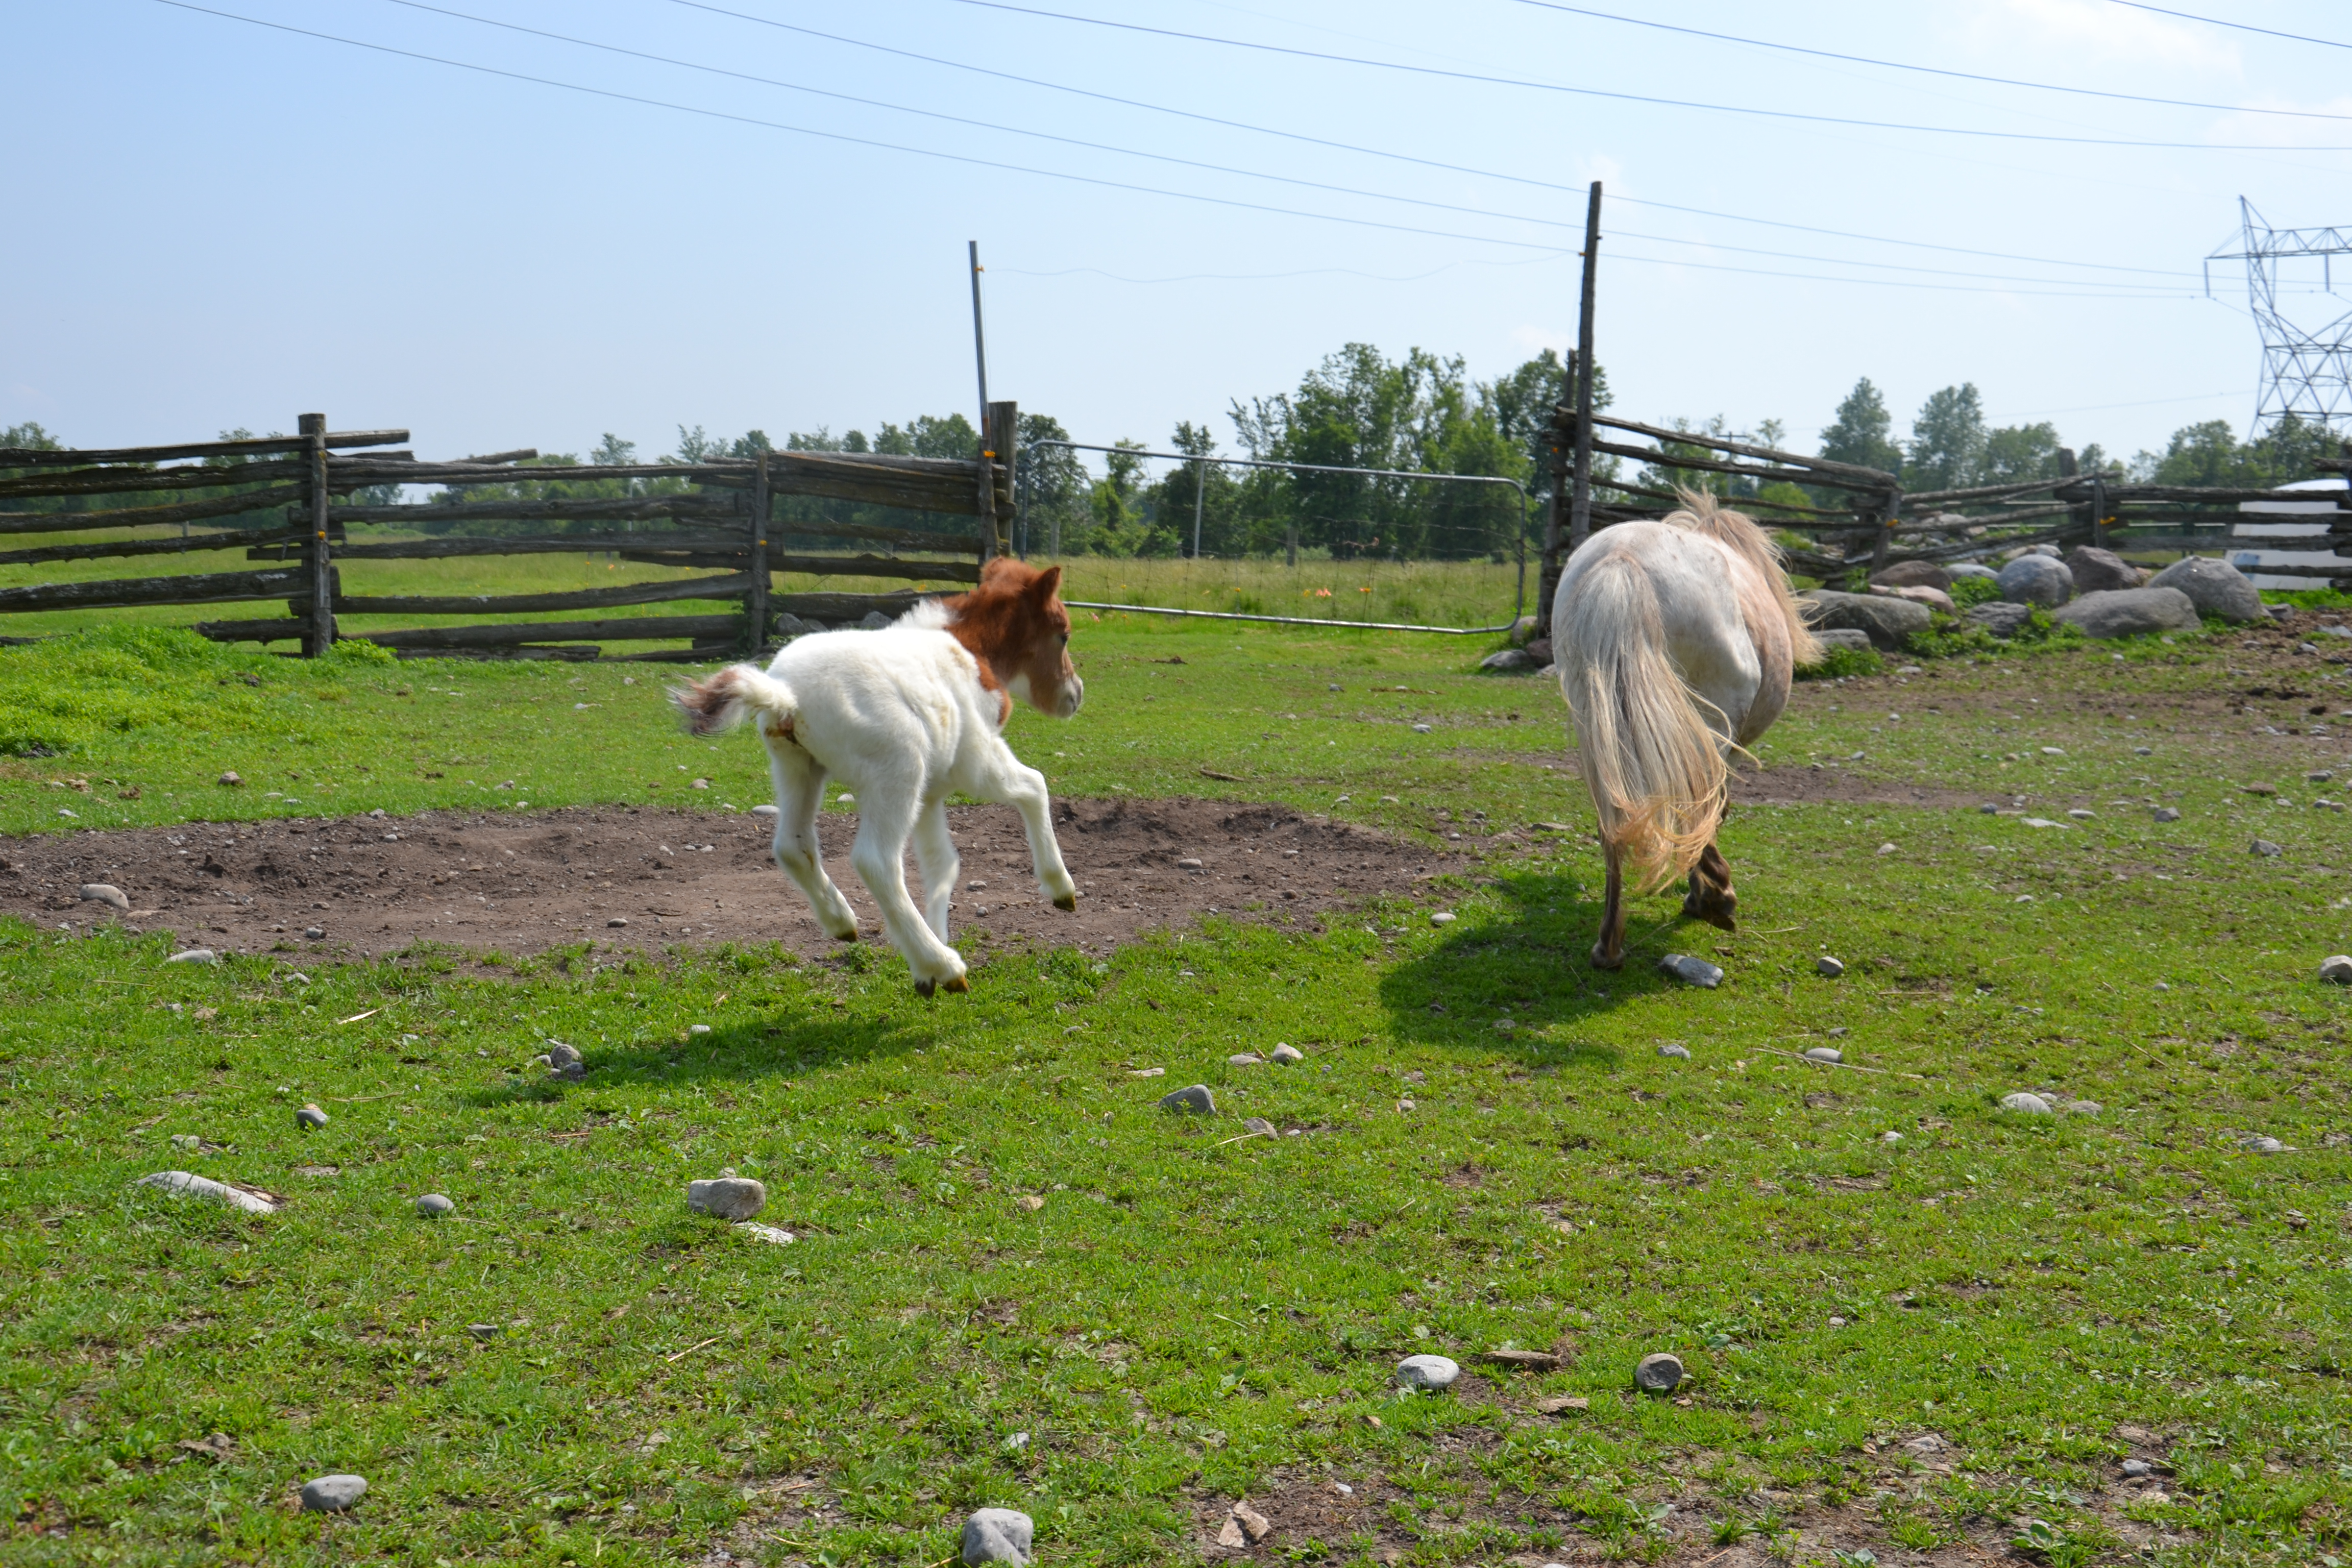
[973, 743, 1077, 911]
[846, 782, 970, 997]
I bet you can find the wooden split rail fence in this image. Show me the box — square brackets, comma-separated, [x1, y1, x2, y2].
[0, 404, 1021, 661]
[1535, 390, 2352, 609]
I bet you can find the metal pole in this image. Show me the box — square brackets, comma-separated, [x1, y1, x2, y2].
[1568, 181, 1602, 554]
[1191, 456, 1206, 559]
[968, 241, 989, 428]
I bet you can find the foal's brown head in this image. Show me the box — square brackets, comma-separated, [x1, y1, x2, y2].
[945, 558, 1084, 720]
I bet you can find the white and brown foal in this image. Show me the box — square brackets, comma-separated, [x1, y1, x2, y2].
[671, 559, 1084, 995]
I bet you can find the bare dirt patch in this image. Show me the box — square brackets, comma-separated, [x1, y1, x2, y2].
[0, 797, 1465, 961]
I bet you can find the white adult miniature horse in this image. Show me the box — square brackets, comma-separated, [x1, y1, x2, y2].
[671, 559, 1083, 996]
[1552, 493, 1819, 969]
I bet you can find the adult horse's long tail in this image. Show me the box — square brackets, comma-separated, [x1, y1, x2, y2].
[1558, 553, 1728, 893]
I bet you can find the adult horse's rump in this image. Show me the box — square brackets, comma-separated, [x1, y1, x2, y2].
[1551, 493, 1818, 969]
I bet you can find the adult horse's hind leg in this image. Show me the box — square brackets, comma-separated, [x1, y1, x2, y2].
[1682, 840, 1738, 932]
[1590, 842, 1628, 970]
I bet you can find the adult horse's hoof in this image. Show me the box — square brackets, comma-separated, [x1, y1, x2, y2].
[942, 974, 970, 994]
[1052, 893, 1077, 912]
[1589, 944, 1626, 971]
[1683, 896, 1738, 933]
[914, 978, 937, 999]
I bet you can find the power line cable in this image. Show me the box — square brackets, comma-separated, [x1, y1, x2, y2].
[358, 0, 2197, 291]
[144, 0, 1577, 251]
[664, 0, 2199, 279]
[1510, 0, 2352, 121]
[944, 0, 2352, 151]
[2106, 1, 2352, 52]
[1605, 250, 2197, 300]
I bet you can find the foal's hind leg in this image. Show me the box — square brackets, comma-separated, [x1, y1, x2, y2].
[1589, 843, 1627, 970]
[763, 733, 857, 940]
[1682, 840, 1738, 932]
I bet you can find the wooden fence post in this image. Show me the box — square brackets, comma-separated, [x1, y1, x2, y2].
[1566, 180, 1602, 566]
[982, 402, 1017, 562]
[300, 412, 333, 656]
[2090, 474, 2109, 550]
[747, 450, 771, 656]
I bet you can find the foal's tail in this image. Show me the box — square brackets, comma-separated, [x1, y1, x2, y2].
[669, 663, 798, 740]
[1559, 554, 1728, 893]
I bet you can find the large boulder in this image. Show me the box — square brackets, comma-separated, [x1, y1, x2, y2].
[1996, 554, 2073, 607]
[1965, 601, 2035, 639]
[2051, 587, 2201, 639]
[2064, 545, 2143, 593]
[1947, 562, 2000, 583]
[1809, 628, 1875, 654]
[1801, 590, 1930, 650]
[1871, 582, 1955, 615]
[2147, 556, 2263, 623]
[1869, 559, 1951, 591]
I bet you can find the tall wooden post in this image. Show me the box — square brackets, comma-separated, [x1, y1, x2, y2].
[300, 412, 333, 656]
[1870, 486, 1901, 574]
[1566, 180, 1602, 565]
[982, 401, 1018, 561]
[2089, 474, 2109, 550]
[747, 450, 771, 656]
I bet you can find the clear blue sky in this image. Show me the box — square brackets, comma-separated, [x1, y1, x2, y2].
[7, 0, 2350, 471]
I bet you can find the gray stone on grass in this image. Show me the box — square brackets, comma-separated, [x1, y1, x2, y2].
[166, 948, 216, 965]
[2052, 587, 2200, 640]
[1633, 1352, 1684, 1393]
[78, 884, 130, 911]
[2243, 1135, 2287, 1155]
[295, 1104, 329, 1129]
[1657, 1043, 1692, 1059]
[304, 926, 324, 940]
[300, 1474, 367, 1513]
[136, 1170, 281, 1214]
[2063, 545, 2143, 594]
[1801, 590, 1930, 650]
[1656, 953, 1723, 988]
[1228, 1053, 1264, 1067]
[1870, 560, 1951, 591]
[2123, 1459, 2152, 1478]
[1804, 1046, 1843, 1064]
[2147, 556, 2263, 623]
[687, 1177, 767, 1221]
[1816, 955, 1845, 978]
[961, 1507, 1034, 1565]
[1270, 1044, 1304, 1064]
[2000, 1092, 2054, 1115]
[1241, 1117, 1277, 1136]
[546, 1041, 582, 1070]
[2067, 1100, 2103, 1116]
[1394, 1354, 1461, 1391]
[2151, 806, 2182, 823]
[1809, 627, 1875, 654]
[1480, 647, 1544, 673]
[2250, 838, 2283, 858]
[1996, 554, 2073, 607]
[415, 1193, 453, 1217]
[1160, 1083, 1215, 1114]
[1965, 601, 2035, 639]
[2320, 954, 2352, 985]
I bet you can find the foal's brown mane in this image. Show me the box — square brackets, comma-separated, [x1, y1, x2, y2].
[938, 558, 1068, 695]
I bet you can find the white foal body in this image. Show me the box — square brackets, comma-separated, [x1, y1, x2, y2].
[674, 562, 1084, 996]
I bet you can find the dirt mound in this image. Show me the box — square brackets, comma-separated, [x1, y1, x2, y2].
[0, 798, 1463, 962]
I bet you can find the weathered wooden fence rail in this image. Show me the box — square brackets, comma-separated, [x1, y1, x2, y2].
[0, 403, 1019, 660]
[1535, 398, 2352, 602]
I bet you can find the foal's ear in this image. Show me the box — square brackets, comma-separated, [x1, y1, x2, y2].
[1024, 565, 1063, 601]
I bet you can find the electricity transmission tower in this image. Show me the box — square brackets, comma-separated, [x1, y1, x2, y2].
[2209, 197, 2352, 435]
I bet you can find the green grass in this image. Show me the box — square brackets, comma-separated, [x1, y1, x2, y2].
[4, 616, 2350, 1565]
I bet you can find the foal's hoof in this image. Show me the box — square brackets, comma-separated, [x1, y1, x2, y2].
[942, 974, 970, 994]
[831, 929, 859, 943]
[1052, 893, 1077, 912]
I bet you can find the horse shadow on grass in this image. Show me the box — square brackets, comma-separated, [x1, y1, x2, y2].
[1377, 863, 1715, 1058]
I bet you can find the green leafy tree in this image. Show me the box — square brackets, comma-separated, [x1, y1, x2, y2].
[1905, 383, 1986, 493]
[2134, 413, 2339, 487]
[1818, 378, 1903, 477]
[1979, 421, 2063, 484]
[1014, 412, 1089, 556]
